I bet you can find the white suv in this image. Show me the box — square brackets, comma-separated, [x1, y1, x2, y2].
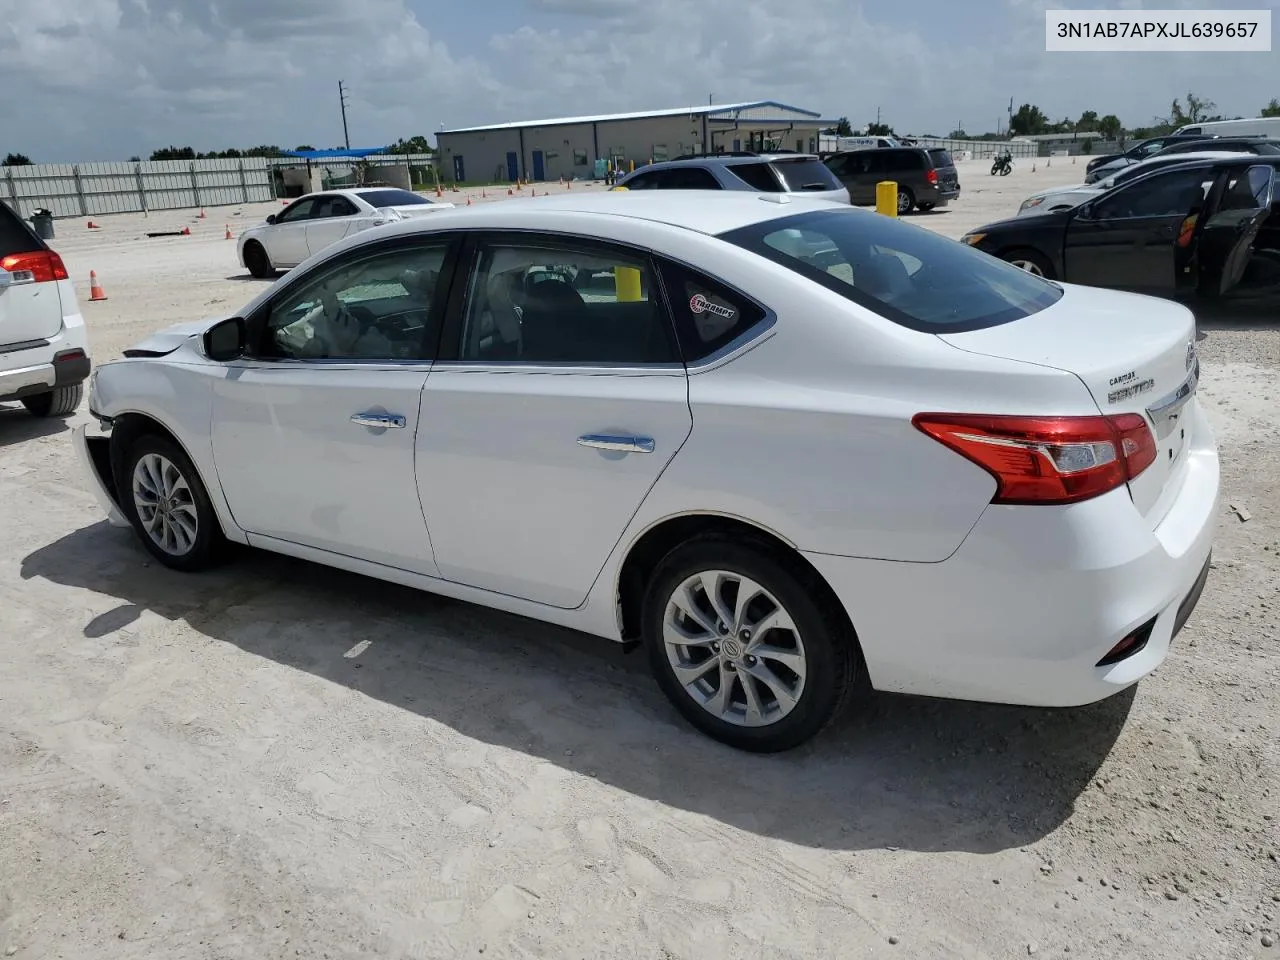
[0, 203, 91, 417]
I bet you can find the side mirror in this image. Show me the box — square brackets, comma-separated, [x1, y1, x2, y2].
[204, 317, 246, 362]
[265, 214, 277, 225]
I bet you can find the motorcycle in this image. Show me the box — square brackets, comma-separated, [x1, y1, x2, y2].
[990, 153, 1013, 176]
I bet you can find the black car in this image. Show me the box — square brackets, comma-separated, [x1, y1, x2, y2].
[961, 156, 1278, 302]
[1084, 133, 1212, 178]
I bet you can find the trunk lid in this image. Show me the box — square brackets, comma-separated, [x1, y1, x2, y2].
[939, 283, 1199, 523]
[387, 203, 454, 218]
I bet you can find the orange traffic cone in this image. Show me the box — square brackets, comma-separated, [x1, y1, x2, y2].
[466, 197, 472, 206]
[88, 271, 107, 301]
[507, 188, 513, 196]
[224, 224, 233, 240]
[86, 220, 99, 229]
[435, 185, 443, 198]
[198, 208, 206, 219]
[181, 226, 191, 236]
[481, 188, 486, 198]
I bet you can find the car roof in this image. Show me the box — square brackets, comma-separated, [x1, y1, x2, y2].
[628, 154, 820, 172]
[346, 191, 849, 239]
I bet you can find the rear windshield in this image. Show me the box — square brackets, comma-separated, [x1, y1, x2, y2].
[927, 149, 955, 168]
[719, 209, 1062, 333]
[356, 189, 433, 207]
[0, 201, 43, 256]
[769, 159, 843, 192]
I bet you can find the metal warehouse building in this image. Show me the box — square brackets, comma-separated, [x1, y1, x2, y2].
[436, 101, 833, 184]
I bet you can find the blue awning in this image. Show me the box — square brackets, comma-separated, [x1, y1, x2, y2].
[281, 147, 394, 159]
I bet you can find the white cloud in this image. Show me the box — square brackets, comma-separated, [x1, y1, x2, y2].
[1, 0, 1276, 161]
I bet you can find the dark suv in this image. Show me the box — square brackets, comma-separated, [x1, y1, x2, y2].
[823, 146, 960, 214]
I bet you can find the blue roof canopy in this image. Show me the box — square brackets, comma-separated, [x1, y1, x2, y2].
[281, 147, 393, 159]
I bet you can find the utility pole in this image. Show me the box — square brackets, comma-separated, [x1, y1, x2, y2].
[876, 106, 881, 127]
[1007, 97, 1014, 136]
[339, 80, 351, 149]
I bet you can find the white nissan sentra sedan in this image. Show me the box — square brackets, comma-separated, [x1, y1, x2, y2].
[74, 191, 1218, 752]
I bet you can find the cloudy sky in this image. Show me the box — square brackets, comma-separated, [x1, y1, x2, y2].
[2, 0, 1278, 162]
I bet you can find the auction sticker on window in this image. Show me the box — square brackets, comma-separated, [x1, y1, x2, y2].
[686, 287, 739, 341]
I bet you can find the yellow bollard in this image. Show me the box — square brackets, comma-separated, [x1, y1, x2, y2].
[876, 180, 899, 218]
[614, 266, 643, 302]
[629, 160, 635, 173]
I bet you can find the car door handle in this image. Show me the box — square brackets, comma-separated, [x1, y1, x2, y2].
[577, 434, 655, 454]
[351, 413, 407, 429]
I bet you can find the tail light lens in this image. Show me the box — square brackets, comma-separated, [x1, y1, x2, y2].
[1, 250, 68, 283]
[912, 413, 1157, 505]
[926, 169, 939, 185]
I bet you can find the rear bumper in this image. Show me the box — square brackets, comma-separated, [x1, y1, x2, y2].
[0, 322, 91, 403]
[806, 414, 1219, 708]
[71, 423, 130, 528]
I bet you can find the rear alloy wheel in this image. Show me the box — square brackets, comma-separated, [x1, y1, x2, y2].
[243, 241, 274, 279]
[643, 539, 860, 752]
[121, 434, 223, 571]
[1002, 248, 1056, 280]
[897, 187, 915, 215]
[21, 384, 82, 418]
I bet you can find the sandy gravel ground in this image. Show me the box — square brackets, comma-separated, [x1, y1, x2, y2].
[1, 159, 1277, 960]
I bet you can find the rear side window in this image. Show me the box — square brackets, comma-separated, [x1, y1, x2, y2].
[664, 167, 722, 189]
[0, 202, 42, 256]
[770, 159, 843, 192]
[728, 162, 783, 192]
[719, 209, 1062, 333]
[656, 258, 768, 361]
[927, 149, 954, 168]
[358, 189, 433, 207]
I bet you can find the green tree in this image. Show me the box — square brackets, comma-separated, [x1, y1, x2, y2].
[948, 128, 967, 139]
[387, 135, 433, 155]
[2, 152, 31, 166]
[1076, 110, 1098, 131]
[865, 121, 894, 136]
[1097, 114, 1122, 141]
[831, 117, 854, 136]
[1081, 139, 1094, 154]
[1261, 98, 1280, 117]
[150, 146, 196, 160]
[1009, 103, 1048, 136]
[1165, 91, 1217, 129]
[294, 144, 315, 152]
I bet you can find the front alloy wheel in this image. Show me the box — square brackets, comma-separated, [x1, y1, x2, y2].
[121, 434, 224, 571]
[132, 452, 199, 557]
[643, 540, 862, 752]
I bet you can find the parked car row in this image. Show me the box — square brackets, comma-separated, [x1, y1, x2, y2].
[966, 154, 1278, 305]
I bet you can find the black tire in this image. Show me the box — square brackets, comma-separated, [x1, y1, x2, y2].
[896, 187, 915, 215]
[118, 433, 224, 572]
[642, 538, 862, 752]
[244, 241, 274, 279]
[1000, 247, 1056, 280]
[21, 384, 82, 418]
[918, 202, 937, 212]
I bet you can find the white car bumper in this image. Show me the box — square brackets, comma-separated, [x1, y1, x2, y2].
[806, 407, 1219, 708]
[72, 423, 130, 528]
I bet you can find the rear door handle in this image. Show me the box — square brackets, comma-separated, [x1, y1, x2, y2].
[577, 434, 655, 454]
[351, 412, 406, 429]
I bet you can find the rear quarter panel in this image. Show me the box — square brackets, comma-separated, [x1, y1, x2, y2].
[613, 238, 1100, 562]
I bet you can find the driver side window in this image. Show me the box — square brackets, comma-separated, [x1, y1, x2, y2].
[258, 241, 452, 362]
[1091, 167, 1211, 220]
[276, 198, 317, 223]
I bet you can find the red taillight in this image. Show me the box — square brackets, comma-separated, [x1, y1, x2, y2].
[1, 250, 68, 283]
[926, 169, 939, 185]
[912, 413, 1157, 505]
